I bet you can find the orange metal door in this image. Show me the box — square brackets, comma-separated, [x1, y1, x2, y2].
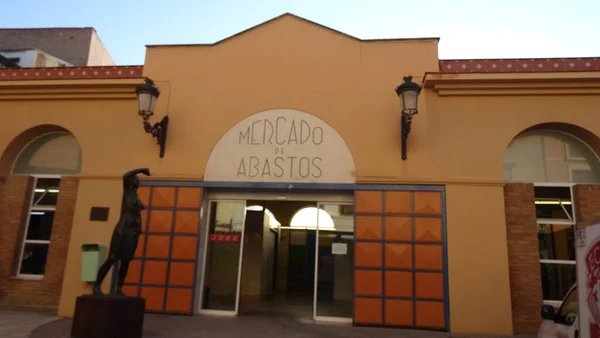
[353, 189, 447, 330]
[119, 185, 203, 314]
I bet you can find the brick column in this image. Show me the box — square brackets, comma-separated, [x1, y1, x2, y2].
[42, 177, 79, 306]
[573, 185, 600, 227]
[504, 183, 543, 334]
[0, 176, 79, 308]
[0, 175, 34, 300]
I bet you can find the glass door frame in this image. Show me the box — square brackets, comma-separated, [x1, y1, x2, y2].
[313, 201, 354, 324]
[197, 191, 354, 320]
[197, 199, 248, 316]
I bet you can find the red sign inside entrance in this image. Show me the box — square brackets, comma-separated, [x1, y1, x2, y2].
[210, 233, 241, 243]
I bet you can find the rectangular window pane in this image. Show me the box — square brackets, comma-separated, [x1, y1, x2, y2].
[19, 243, 50, 275]
[33, 178, 61, 207]
[538, 224, 575, 260]
[316, 203, 354, 318]
[202, 201, 246, 311]
[540, 263, 576, 301]
[26, 210, 55, 241]
[534, 186, 573, 220]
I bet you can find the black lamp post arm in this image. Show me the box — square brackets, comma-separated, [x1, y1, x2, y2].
[401, 111, 415, 161]
[142, 116, 169, 158]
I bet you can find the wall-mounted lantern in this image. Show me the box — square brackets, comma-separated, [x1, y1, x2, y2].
[395, 75, 422, 160]
[136, 78, 168, 158]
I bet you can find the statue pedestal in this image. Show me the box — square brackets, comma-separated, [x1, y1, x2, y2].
[71, 294, 145, 338]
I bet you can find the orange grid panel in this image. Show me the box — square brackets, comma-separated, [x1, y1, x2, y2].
[415, 301, 445, 329]
[414, 192, 441, 215]
[168, 262, 195, 287]
[385, 300, 413, 327]
[384, 191, 412, 214]
[120, 185, 203, 316]
[355, 242, 382, 268]
[176, 188, 202, 209]
[355, 216, 382, 240]
[142, 261, 168, 285]
[166, 289, 193, 313]
[124, 260, 142, 284]
[355, 191, 382, 213]
[354, 188, 447, 330]
[141, 287, 165, 312]
[148, 210, 174, 233]
[354, 298, 383, 325]
[171, 236, 197, 260]
[355, 270, 382, 296]
[414, 218, 442, 243]
[384, 217, 412, 242]
[151, 187, 176, 208]
[175, 211, 199, 234]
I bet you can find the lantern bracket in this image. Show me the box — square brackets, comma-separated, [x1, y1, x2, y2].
[143, 116, 169, 158]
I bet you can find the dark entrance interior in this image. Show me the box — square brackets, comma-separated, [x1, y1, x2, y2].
[238, 200, 318, 318]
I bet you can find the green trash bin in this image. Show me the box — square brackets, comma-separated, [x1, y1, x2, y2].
[81, 244, 106, 282]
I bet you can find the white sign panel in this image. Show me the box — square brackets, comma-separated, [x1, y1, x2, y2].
[204, 109, 356, 183]
[577, 222, 600, 338]
[332, 243, 347, 255]
[577, 229, 587, 248]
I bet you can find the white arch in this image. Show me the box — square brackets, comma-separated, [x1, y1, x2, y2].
[503, 130, 600, 184]
[12, 131, 82, 175]
[204, 108, 355, 183]
[290, 207, 335, 229]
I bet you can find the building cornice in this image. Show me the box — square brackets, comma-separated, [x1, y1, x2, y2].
[0, 65, 143, 81]
[439, 57, 600, 73]
[0, 78, 143, 100]
[423, 71, 600, 96]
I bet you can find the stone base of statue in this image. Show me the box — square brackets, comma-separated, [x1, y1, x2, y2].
[71, 294, 145, 338]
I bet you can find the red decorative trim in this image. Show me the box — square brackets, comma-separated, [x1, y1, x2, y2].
[210, 233, 241, 243]
[439, 58, 600, 73]
[0, 66, 143, 81]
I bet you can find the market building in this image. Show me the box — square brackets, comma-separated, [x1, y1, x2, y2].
[0, 13, 599, 336]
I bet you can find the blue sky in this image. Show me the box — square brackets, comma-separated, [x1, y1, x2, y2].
[1, 0, 598, 65]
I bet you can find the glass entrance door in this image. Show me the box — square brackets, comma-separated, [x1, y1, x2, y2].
[199, 200, 246, 314]
[314, 203, 355, 321]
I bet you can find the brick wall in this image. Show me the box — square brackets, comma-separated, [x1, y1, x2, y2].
[0, 176, 78, 309]
[0, 175, 33, 294]
[0, 28, 93, 66]
[504, 183, 543, 334]
[574, 185, 600, 226]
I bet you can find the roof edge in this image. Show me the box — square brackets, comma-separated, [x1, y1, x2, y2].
[145, 12, 440, 48]
[0, 27, 95, 30]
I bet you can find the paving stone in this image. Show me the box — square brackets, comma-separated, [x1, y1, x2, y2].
[0, 308, 58, 338]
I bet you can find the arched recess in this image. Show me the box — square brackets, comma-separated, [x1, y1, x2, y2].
[204, 108, 356, 184]
[1, 125, 82, 278]
[502, 122, 600, 309]
[503, 123, 600, 184]
[0, 124, 82, 176]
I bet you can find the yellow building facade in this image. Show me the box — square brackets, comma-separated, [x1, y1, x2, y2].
[1, 14, 599, 336]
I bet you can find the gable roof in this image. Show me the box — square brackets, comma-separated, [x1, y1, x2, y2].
[146, 12, 440, 48]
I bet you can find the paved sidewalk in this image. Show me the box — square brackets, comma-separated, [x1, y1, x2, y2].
[32, 313, 452, 338]
[0, 307, 59, 338]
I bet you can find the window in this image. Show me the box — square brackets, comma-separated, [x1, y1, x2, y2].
[17, 176, 61, 277]
[10, 131, 81, 279]
[535, 185, 577, 305]
[503, 131, 600, 184]
[504, 130, 600, 305]
[13, 132, 82, 175]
